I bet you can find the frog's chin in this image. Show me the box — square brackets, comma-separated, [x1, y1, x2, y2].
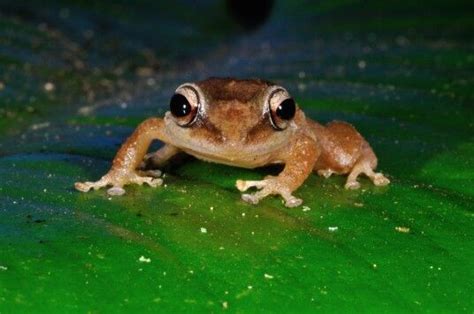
[170, 136, 286, 168]
[180, 146, 282, 169]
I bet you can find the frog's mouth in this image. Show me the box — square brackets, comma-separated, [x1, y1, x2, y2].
[165, 121, 287, 168]
[163, 114, 289, 168]
[169, 134, 286, 168]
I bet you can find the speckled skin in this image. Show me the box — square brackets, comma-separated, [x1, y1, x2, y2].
[75, 78, 389, 207]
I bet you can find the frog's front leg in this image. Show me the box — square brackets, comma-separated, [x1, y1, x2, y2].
[236, 135, 319, 207]
[75, 118, 169, 196]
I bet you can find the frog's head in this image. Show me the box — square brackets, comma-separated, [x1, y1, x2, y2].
[163, 77, 301, 158]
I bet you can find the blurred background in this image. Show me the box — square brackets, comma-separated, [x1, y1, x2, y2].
[0, 0, 472, 142]
[0, 1, 473, 312]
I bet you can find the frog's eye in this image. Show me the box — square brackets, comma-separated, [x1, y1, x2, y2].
[268, 88, 296, 130]
[170, 85, 200, 126]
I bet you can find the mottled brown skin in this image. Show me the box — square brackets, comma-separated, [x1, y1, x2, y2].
[75, 78, 389, 207]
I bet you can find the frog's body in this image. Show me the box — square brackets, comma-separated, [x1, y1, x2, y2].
[76, 78, 389, 207]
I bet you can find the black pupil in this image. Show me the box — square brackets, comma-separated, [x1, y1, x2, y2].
[170, 94, 191, 117]
[276, 98, 296, 120]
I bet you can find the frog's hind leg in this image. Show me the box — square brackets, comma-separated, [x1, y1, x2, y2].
[141, 144, 180, 169]
[344, 146, 390, 190]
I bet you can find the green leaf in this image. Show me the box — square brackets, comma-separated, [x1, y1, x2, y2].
[1, 1, 473, 312]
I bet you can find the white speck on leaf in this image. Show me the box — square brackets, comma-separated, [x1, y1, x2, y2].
[395, 226, 410, 233]
[31, 122, 50, 131]
[138, 256, 151, 263]
[302, 206, 311, 212]
[200, 227, 207, 234]
[44, 82, 55, 92]
[78, 105, 94, 115]
[357, 60, 367, 69]
[264, 273, 274, 279]
[298, 83, 306, 91]
[328, 226, 338, 232]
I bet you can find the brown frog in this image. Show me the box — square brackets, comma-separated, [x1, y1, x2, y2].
[75, 78, 390, 207]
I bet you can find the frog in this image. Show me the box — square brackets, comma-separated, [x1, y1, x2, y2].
[75, 77, 390, 207]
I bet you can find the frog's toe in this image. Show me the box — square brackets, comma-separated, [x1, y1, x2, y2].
[107, 186, 126, 196]
[241, 187, 302, 208]
[75, 178, 110, 192]
[237, 179, 303, 208]
[241, 193, 261, 205]
[283, 194, 303, 208]
[241, 188, 272, 205]
[236, 179, 266, 192]
[75, 181, 92, 192]
[344, 180, 361, 190]
[373, 173, 390, 186]
[317, 169, 335, 179]
[138, 169, 162, 178]
[130, 175, 163, 188]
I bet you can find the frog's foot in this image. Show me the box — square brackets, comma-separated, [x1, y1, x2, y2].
[317, 169, 336, 179]
[372, 173, 390, 186]
[75, 171, 163, 196]
[344, 162, 390, 190]
[236, 178, 302, 208]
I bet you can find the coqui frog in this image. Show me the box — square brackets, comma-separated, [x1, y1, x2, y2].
[75, 78, 390, 207]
